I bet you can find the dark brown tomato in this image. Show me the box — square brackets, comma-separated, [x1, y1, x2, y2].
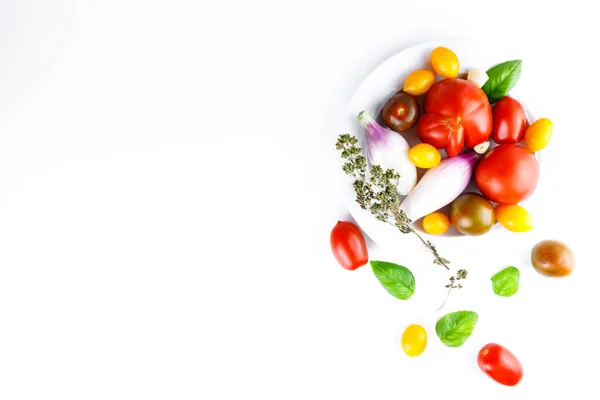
[450, 193, 495, 236]
[382, 92, 420, 133]
[531, 240, 574, 277]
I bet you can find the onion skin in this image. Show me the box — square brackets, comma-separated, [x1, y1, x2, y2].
[358, 111, 417, 195]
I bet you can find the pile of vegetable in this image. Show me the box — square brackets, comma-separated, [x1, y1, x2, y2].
[331, 46, 575, 386]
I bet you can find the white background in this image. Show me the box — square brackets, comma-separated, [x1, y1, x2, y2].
[0, 1, 598, 399]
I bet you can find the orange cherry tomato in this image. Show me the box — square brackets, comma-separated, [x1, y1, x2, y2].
[430, 47, 459, 78]
[403, 70, 435, 96]
[422, 212, 450, 235]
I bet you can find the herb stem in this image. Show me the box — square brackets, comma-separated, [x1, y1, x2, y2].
[407, 228, 450, 270]
[437, 269, 468, 311]
[436, 287, 453, 312]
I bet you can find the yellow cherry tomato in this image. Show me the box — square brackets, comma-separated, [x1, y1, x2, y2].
[495, 204, 533, 232]
[403, 70, 435, 96]
[422, 211, 451, 235]
[401, 324, 427, 357]
[524, 118, 553, 152]
[430, 47, 460, 78]
[409, 143, 441, 169]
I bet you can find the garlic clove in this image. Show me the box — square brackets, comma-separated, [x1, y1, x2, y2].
[467, 68, 489, 88]
[474, 141, 490, 154]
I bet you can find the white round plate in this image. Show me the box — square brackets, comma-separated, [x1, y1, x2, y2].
[339, 39, 544, 250]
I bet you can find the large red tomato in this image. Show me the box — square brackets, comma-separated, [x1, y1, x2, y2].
[477, 343, 523, 386]
[475, 144, 539, 204]
[330, 221, 368, 270]
[418, 78, 492, 157]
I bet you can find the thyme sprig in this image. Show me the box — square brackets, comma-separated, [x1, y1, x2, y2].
[437, 269, 468, 311]
[336, 133, 450, 270]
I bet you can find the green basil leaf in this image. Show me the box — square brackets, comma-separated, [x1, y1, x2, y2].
[491, 266, 520, 297]
[481, 60, 522, 103]
[370, 260, 415, 300]
[436, 311, 478, 347]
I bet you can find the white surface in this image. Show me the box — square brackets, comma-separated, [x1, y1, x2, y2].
[0, 1, 598, 399]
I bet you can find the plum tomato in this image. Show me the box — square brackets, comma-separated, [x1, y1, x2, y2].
[382, 92, 420, 133]
[401, 324, 427, 357]
[422, 211, 450, 235]
[475, 144, 539, 204]
[450, 193, 495, 236]
[495, 204, 533, 232]
[330, 221, 368, 270]
[524, 118, 553, 152]
[430, 47, 459, 78]
[403, 70, 435, 96]
[491, 96, 528, 144]
[408, 143, 441, 169]
[417, 78, 492, 157]
[478, 343, 523, 386]
[531, 240, 574, 277]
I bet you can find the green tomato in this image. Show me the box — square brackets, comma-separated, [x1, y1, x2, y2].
[450, 193, 495, 235]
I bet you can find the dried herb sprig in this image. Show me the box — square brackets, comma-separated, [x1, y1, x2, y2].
[336, 133, 450, 270]
[437, 269, 468, 311]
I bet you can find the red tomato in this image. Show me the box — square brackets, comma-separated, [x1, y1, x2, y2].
[477, 343, 523, 386]
[492, 96, 528, 144]
[475, 144, 539, 204]
[418, 78, 492, 157]
[330, 221, 368, 270]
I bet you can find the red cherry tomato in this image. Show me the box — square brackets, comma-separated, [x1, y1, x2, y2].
[330, 221, 368, 270]
[418, 78, 492, 157]
[491, 96, 528, 144]
[475, 144, 539, 204]
[477, 343, 523, 386]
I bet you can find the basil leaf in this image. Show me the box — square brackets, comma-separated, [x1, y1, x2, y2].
[481, 60, 522, 103]
[370, 260, 415, 300]
[491, 266, 520, 297]
[436, 311, 478, 347]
